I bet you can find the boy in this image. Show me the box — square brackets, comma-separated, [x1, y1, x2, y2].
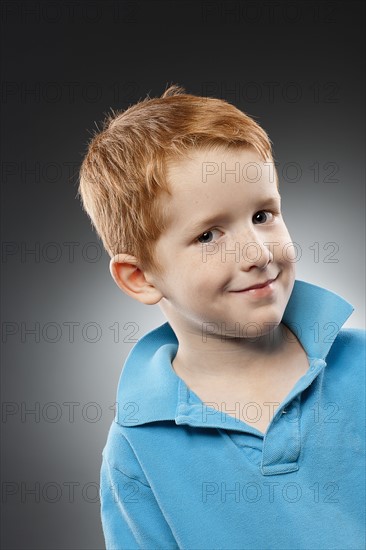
[78, 85, 365, 549]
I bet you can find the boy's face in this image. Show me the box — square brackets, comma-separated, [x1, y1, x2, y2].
[145, 145, 297, 339]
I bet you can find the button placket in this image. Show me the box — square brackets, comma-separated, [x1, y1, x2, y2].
[261, 396, 301, 475]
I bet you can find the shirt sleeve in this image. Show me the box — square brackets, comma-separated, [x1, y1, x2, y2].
[100, 454, 179, 550]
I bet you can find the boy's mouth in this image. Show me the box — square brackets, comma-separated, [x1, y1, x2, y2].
[230, 274, 279, 293]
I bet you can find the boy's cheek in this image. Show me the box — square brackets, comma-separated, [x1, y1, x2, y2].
[279, 242, 298, 264]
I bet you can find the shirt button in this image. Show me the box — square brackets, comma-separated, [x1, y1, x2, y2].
[313, 359, 326, 368]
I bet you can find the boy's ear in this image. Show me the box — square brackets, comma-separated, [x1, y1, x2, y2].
[109, 254, 163, 305]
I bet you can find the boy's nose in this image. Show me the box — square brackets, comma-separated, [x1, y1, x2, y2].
[239, 238, 274, 270]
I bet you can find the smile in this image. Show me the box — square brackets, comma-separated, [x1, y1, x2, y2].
[230, 275, 279, 298]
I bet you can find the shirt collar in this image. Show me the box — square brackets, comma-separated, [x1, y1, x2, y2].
[114, 279, 354, 427]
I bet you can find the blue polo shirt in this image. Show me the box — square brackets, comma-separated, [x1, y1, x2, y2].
[100, 279, 365, 549]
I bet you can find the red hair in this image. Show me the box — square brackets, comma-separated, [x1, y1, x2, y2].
[77, 84, 275, 276]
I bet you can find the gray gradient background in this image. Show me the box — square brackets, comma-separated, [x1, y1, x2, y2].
[1, 1, 365, 549]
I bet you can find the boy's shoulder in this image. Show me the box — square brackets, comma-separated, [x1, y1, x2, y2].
[101, 418, 151, 485]
[336, 326, 366, 342]
[329, 326, 366, 359]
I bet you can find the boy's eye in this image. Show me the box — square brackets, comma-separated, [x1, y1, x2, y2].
[253, 210, 275, 224]
[197, 229, 221, 244]
[195, 210, 276, 245]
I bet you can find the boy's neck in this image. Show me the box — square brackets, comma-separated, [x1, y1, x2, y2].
[171, 322, 299, 384]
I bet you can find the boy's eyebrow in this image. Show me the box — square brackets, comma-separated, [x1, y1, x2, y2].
[186, 195, 281, 235]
